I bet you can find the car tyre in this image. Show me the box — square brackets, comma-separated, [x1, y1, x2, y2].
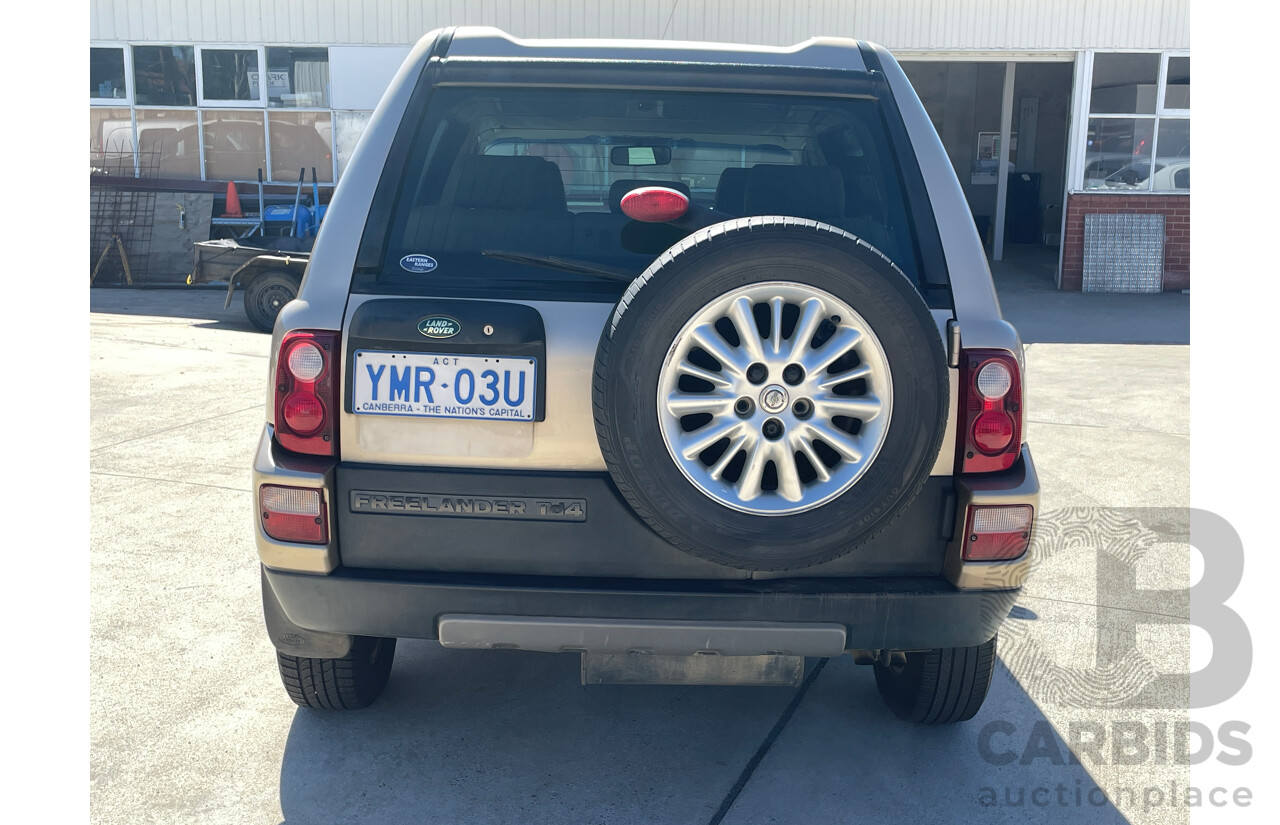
[873, 635, 997, 724]
[276, 636, 397, 710]
[244, 270, 300, 333]
[593, 217, 948, 571]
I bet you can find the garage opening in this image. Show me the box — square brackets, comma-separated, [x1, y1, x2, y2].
[899, 59, 1074, 270]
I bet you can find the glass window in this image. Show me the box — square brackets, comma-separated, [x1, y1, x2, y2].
[135, 109, 201, 178]
[133, 46, 196, 106]
[266, 47, 330, 108]
[1165, 56, 1190, 110]
[202, 110, 265, 181]
[1090, 53, 1160, 114]
[1153, 119, 1189, 191]
[360, 86, 923, 298]
[90, 108, 134, 175]
[268, 111, 333, 182]
[1079, 52, 1190, 192]
[1084, 118, 1154, 189]
[200, 49, 260, 103]
[91, 48, 127, 100]
[335, 111, 371, 179]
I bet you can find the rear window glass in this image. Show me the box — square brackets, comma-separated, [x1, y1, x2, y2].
[360, 87, 924, 298]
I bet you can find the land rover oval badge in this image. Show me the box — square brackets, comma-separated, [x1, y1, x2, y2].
[400, 254, 438, 273]
[418, 316, 461, 339]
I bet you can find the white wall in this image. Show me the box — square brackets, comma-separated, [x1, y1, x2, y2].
[90, 0, 1189, 51]
[330, 46, 412, 110]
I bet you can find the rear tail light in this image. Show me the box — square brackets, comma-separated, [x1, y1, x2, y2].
[963, 504, 1033, 561]
[260, 484, 329, 544]
[274, 330, 339, 456]
[282, 392, 325, 435]
[958, 349, 1022, 473]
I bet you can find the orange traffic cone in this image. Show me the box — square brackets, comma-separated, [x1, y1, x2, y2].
[223, 181, 243, 218]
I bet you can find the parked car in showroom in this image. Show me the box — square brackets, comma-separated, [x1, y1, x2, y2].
[1100, 157, 1190, 191]
[254, 27, 1039, 723]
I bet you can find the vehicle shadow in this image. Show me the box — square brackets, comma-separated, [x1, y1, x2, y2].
[90, 286, 264, 333]
[276, 643, 1140, 825]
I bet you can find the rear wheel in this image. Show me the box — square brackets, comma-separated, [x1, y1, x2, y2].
[244, 270, 300, 333]
[873, 635, 997, 724]
[276, 636, 397, 710]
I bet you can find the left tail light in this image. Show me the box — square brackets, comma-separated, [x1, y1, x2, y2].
[274, 330, 339, 456]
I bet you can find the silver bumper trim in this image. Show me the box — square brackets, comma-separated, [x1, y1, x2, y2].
[437, 614, 848, 656]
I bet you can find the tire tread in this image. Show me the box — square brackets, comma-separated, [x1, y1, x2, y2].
[275, 637, 396, 710]
[875, 635, 997, 724]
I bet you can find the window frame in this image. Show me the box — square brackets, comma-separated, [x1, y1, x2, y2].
[90, 41, 344, 187]
[1073, 49, 1190, 194]
[90, 43, 133, 105]
[264, 46, 332, 110]
[130, 44, 198, 108]
[266, 110, 336, 184]
[1158, 52, 1190, 116]
[200, 108, 269, 183]
[195, 45, 267, 108]
[132, 107, 204, 180]
[89, 105, 139, 178]
[262, 45, 335, 183]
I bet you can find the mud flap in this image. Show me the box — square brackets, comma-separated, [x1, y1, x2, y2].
[262, 568, 355, 659]
[581, 653, 804, 686]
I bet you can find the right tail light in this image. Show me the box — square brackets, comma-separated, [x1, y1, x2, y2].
[958, 350, 1022, 474]
[962, 504, 1033, 560]
[260, 484, 329, 544]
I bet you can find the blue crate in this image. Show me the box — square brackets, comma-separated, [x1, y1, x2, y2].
[262, 204, 312, 229]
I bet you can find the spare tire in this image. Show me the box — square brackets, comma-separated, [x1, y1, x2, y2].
[593, 217, 948, 571]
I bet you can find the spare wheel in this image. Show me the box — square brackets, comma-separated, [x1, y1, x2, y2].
[593, 217, 948, 571]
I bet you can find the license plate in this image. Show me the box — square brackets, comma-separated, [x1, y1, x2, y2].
[353, 350, 536, 421]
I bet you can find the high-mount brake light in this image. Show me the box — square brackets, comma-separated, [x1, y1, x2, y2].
[958, 350, 1022, 473]
[273, 330, 340, 456]
[620, 187, 690, 223]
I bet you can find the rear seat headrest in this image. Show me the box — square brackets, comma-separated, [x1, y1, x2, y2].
[715, 168, 749, 215]
[452, 155, 567, 211]
[743, 165, 845, 220]
[608, 179, 691, 214]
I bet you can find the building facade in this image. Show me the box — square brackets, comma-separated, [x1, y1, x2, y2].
[89, 0, 1190, 289]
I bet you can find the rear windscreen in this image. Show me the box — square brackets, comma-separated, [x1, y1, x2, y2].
[357, 86, 927, 299]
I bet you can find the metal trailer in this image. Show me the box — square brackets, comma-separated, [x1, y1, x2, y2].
[187, 237, 311, 332]
[190, 168, 327, 331]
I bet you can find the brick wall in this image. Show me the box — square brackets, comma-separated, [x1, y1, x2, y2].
[1060, 193, 1190, 291]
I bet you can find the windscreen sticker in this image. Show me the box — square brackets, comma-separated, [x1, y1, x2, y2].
[400, 254, 438, 273]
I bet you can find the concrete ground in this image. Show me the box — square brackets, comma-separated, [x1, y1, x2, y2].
[90, 259, 1190, 825]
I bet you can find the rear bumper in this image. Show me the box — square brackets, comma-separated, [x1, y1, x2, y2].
[262, 565, 1018, 656]
[256, 429, 1036, 657]
[256, 422, 1039, 588]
